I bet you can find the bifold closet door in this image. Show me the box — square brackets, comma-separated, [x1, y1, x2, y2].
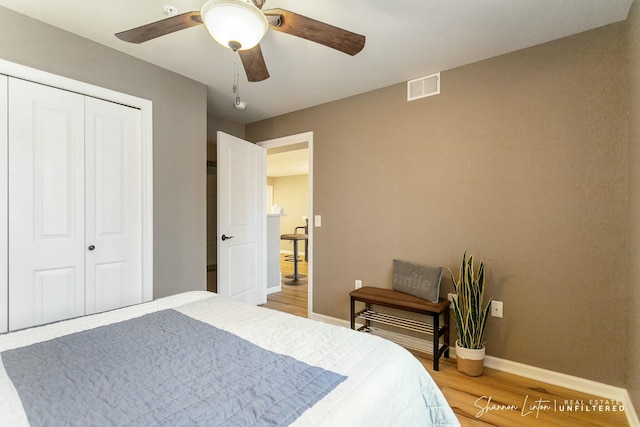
[8, 78, 86, 330]
[8, 78, 143, 330]
[84, 97, 142, 315]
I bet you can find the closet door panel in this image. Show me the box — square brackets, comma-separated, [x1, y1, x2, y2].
[8, 78, 86, 330]
[85, 97, 142, 314]
[33, 267, 78, 325]
[0, 75, 7, 333]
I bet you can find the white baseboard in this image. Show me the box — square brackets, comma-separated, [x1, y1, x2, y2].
[482, 355, 638, 426]
[310, 311, 639, 426]
[310, 312, 349, 327]
[627, 394, 640, 427]
[482, 355, 626, 400]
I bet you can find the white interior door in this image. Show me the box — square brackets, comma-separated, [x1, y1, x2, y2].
[217, 132, 266, 305]
[85, 97, 143, 314]
[8, 78, 86, 330]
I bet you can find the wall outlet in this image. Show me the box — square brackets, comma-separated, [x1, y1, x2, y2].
[491, 300, 503, 318]
[355, 279, 362, 289]
[447, 293, 457, 303]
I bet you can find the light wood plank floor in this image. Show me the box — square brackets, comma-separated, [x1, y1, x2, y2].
[262, 268, 629, 426]
[420, 357, 627, 426]
[261, 254, 308, 317]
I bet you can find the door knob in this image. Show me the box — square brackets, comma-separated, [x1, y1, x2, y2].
[88, 245, 96, 251]
[221, 234, 234, 241]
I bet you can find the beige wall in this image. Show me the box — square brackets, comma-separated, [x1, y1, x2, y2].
[0, 7, 208, 298]
[247, 23, 629, 387]
[207, 115, 246, 159]
[272, 175, 309, 253]
[627, 0, 640, 411]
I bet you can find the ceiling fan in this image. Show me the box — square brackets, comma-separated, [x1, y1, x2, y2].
[115, 0, 366, 82]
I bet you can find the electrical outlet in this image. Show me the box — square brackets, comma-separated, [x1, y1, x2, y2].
[355, 279, 362, 289]
[491, 301, 503, 318]
[447, 293, 457, 304]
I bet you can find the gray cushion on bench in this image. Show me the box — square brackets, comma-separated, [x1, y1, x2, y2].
[392, 259, 442, 303]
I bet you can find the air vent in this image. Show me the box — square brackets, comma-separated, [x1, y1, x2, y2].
[407, 73, 440, 101]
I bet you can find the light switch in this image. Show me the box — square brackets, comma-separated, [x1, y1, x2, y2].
[314, 215, 322, 227]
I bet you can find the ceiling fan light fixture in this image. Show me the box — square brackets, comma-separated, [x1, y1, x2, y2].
[201, 0, 268, 51]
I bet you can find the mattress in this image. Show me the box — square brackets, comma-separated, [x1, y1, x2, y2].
[0, 291, 459, 426]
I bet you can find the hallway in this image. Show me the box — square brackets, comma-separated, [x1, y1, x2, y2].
[261, 254, 308, 317]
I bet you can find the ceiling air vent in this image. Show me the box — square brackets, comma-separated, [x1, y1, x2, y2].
[407, 72, 440, 101]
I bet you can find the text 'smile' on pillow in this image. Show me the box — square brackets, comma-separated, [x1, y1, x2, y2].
[392, 260, 443, 303]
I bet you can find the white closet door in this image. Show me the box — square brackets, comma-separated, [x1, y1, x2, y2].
[0, 75, 7, 333]
[8, 78, 86, 330]
[84, 97, 142, 314]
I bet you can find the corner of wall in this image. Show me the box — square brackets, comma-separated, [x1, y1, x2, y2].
[627, 0, 640, 418]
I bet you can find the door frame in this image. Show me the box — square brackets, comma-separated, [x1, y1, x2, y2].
[258, 132, 313, 318]
[0, 59, 154, 313]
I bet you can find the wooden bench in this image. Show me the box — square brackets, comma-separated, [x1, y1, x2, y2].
[350, 286, 450, 371]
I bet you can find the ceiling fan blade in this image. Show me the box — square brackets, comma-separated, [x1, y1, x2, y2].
[263, 8, 365, 56]
[115, 11, 202, 44]
[239, 45, 270, 82]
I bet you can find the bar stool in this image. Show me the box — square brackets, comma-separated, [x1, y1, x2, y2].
[284, 220, 309, 279]
[280, 233, 308, 285]
[294, 218, 309, 262]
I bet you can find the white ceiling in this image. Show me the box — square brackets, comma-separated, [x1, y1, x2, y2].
[0, 0, 632, 124]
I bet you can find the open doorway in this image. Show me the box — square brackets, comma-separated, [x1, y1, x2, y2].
[259, 132, 313, 318]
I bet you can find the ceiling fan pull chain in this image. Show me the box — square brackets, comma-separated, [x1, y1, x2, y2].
[232, 50, 245, 109]
[233, 51, 240, 101]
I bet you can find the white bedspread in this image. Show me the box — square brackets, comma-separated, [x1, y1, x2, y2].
[0, 291, 459, 426]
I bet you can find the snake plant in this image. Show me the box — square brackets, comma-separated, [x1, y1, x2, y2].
[449, 253, 493, 350]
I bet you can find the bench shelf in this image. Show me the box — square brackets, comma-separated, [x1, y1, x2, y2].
[350, 286, 450, 371]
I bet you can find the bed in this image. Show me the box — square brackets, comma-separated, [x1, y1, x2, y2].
[0, 291, 459, 426]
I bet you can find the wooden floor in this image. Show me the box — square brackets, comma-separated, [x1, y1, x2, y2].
[263, 265, 629, 426]
[261, 254, 308, 317]
[420, 357, 627, 426]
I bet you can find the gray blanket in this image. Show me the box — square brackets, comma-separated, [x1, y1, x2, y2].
[2, 309, 346, 426]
